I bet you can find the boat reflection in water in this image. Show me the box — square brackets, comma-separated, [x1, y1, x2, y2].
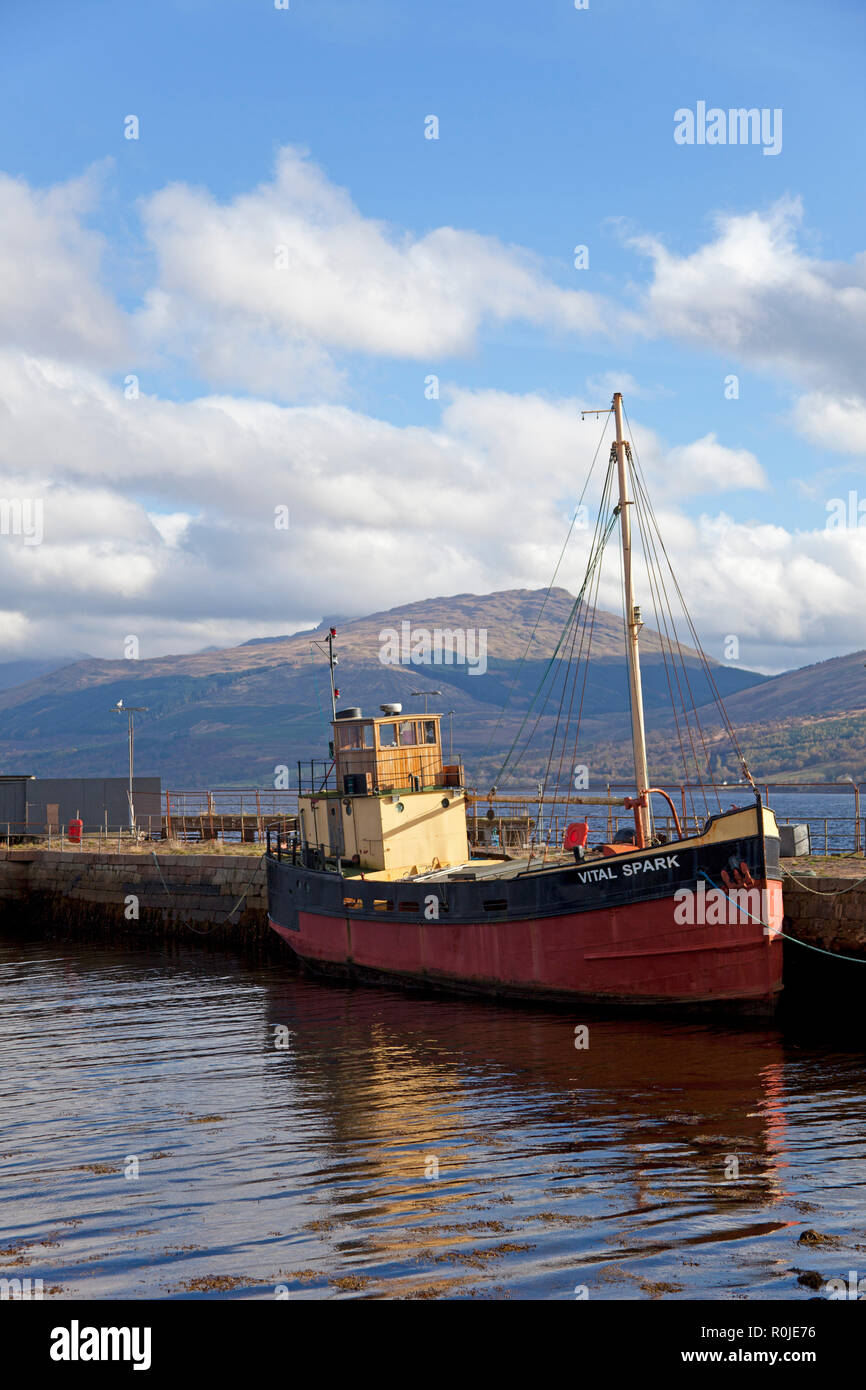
[264, 975, 812, 1299]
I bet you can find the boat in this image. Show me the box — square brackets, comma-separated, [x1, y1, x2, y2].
[266, 392, 783, 1012]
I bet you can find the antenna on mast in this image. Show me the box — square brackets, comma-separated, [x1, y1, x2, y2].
[310, 626, 339, 720]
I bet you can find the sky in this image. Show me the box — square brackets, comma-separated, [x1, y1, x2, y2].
[0, 0, 864, 674]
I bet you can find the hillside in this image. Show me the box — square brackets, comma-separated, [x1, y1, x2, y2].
[0, 588, 766, 787]
[589, 649, 866, 785]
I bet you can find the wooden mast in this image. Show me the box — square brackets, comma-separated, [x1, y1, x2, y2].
[612, 392, 651, 844]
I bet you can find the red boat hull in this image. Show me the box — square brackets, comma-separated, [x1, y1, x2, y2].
[268, 880, 783, 1011]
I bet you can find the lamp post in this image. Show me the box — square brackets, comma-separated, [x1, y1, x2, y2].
[410, 689, 442, 715]
[112, 702, 148, 833]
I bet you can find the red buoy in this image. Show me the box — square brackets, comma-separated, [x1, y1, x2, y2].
[68, 818, 83, 844]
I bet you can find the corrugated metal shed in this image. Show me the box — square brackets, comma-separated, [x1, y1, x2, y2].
[26, 778, 162, 833]
[0, 776, 161, 835]
[0, 776, 33, 830]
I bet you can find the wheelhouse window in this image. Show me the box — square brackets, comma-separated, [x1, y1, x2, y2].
[378, 723, 397, 748]
[422, 720, 437, 744]
[336, 722, 374, 750]
[398, 721, 417, 746]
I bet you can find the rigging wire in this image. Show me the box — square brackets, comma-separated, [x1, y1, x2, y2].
[490, 493, 619, 793]
[490, 398, 757, 858]
[535, 456, 618, 858]
[629, 463, 708, 824]
[623, 400, 752, 801]
[478, 411, 612, 768]
[507, 457, 618, 793]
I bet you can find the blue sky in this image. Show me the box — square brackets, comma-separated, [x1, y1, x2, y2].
[0, 0, 864, 672]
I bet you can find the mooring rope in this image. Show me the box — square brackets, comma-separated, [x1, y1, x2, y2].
[779, 862, 866, 896]
[700, 869, 866, 965]
[698, 870, 770, 930]
[150, 849, 265, 936]
[777, 934, 866, 966]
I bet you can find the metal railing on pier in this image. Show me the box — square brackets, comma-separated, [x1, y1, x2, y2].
[0, 821, 162, 849]
[164, 790, 297, 842]
[466, 782, 866, 858]
[3, 780, 863, 858]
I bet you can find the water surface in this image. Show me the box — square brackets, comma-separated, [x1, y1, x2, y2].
[2, 931, 865, 1299]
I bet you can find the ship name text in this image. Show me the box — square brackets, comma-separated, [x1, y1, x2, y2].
[577, 854, 680, 883]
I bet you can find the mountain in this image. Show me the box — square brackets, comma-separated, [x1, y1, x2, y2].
[713, 649, 866, 722]
[0, 654, 88, 693]
[589, 648, 866, 785]
[0, 588, 768, 788]
[683, 649, 866, 784]
[0, 587, 856, 786]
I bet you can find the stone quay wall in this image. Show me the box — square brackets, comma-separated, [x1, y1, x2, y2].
[0, 848, 275, 953]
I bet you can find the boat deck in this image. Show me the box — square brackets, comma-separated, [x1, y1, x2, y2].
[412, 855, 572, 882]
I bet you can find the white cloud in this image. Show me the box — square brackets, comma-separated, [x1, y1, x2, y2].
[0, 166, 128, 366]
[0, 156, 864, 674]
[0, 354, 852, 670]
[136, 146, 616, 397]
[792, 392, 866, 456]
[148, 512, 194, 548]
[584, 371, 670, 401]
[633, 198, 866, 395]
[0, 610, 30, 650]
[666, 433, 767, 493]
